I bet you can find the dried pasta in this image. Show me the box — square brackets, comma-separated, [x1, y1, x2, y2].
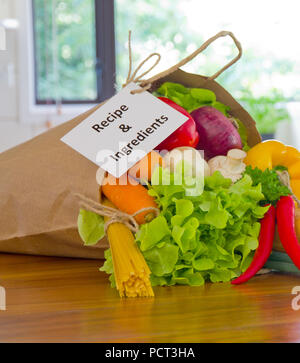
[103, 199, 154, 298]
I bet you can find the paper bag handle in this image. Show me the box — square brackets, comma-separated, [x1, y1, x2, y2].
[125, 30, 242, 94]
[146, 30, 242, 83]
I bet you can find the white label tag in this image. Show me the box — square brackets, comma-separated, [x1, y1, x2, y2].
[61, 83, 188, 177]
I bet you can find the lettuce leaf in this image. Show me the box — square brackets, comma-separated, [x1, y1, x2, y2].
[99, 249, 116, 287]
[101, 170, 268, 287]
[141, 171, 268, 285]
[157, 82, 227, 114]
[77, 209, 105, 246]
[142, 242, 179, 276]
[235, 118, 250, 151]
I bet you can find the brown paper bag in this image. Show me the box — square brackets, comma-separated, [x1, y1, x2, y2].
[0, 106, 108, 259]
[0, 32, 261, 259]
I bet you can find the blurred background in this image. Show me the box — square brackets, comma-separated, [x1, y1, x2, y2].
[0, 0, 300, 153]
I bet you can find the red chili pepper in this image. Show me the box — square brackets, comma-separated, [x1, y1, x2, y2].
[231, 205, 276, 285]
[276, 195, 300, 270]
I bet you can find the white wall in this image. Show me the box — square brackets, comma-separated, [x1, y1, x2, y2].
[0, 121, 32, 152]
[0, 0, 18, 123]
[0, 0, 90, 153]
[0, 0, 33, 152]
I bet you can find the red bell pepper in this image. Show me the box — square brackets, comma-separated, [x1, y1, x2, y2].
[276, 195, 300, 270]
[231, 205, 276, 285]
[155, 97, 199, 151]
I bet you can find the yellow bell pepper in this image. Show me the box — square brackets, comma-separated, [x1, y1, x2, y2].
[244, 140, 300, 200]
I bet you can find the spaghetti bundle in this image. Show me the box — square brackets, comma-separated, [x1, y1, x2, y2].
[103, 199, 154, 298]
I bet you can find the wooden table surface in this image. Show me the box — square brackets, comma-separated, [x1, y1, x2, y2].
[0, 253, 300, 343]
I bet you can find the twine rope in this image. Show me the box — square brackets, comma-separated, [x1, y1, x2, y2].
[123, 30, 161, 92]
[123, 30, 242, 94]
[276, 170, 300, 208]
[75, 193, 160, 234]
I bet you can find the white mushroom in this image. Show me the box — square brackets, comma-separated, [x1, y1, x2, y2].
[224, 149, 247, 174]
[208, 149, 247, 182]
[163, 147, 210, 178]
[207, 155, 227, 174]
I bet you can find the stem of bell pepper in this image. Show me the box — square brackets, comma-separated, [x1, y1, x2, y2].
[276, 195, 300, 270]
[231, 204, 276, 285]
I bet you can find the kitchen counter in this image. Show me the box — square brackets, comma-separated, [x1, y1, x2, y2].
[0, 253, 299, 343]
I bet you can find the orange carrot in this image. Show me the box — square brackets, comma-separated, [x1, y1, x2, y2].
[102, 174, 158, 224]
[128, 151, 164, 181]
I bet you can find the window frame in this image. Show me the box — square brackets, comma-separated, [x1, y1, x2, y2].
[17, 0, 116, 124]
[32, 0, 116, 105]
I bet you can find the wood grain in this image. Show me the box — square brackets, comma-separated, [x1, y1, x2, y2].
[0, 253, 300, 343]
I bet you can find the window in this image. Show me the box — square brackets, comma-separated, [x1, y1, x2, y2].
[32, 0, 115, 105]
[19, 0, 299, 143]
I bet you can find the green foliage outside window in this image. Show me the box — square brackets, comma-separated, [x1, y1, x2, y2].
[115, 0, 294, 134]
[33, 0, 97, 102]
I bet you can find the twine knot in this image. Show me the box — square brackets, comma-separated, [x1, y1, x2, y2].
[74, 193, 160, 234]
[122, 31, 161, 94]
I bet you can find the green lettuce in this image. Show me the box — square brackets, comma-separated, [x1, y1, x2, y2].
[77, 208, 105, 246]
[156, 82, 226, 114]
[235, 118, 250, 151]
[101, 170, 269, 287]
